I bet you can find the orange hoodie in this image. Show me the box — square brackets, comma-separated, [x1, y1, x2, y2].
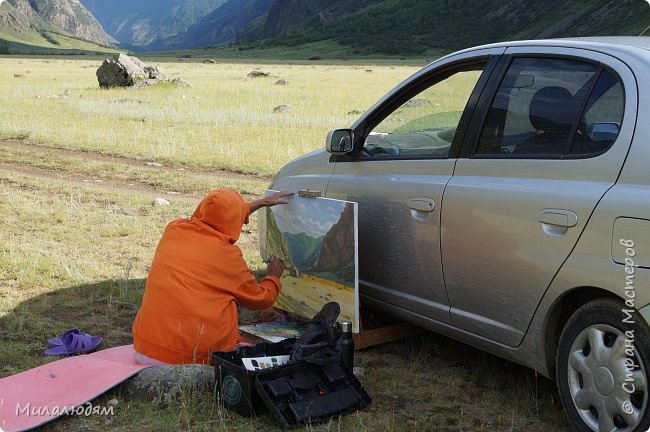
[132, 189, 281, 364]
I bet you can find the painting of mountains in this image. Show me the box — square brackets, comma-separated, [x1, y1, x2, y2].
[262, 192, 359, 332]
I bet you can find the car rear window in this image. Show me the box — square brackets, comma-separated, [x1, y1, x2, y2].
[474, 57, 624, 158]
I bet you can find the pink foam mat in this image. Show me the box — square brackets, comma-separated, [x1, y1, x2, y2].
[0, 345, 151, 432]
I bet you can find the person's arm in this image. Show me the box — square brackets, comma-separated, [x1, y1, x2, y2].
[247, 191, 293, 215]
[234, 256, 285, 310]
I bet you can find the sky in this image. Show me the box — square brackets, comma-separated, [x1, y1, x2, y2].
[270, 194, 347, 238]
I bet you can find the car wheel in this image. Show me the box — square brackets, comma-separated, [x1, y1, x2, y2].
[557, 299, 650, 432]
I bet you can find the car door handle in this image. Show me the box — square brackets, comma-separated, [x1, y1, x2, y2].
[537, 209, 578, 227]
[408, 198, 435, 212]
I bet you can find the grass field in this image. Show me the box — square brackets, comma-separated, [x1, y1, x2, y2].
[0, 57, 572, 431]
[1, 58, 416, 175]
[147, 39, 446, 65]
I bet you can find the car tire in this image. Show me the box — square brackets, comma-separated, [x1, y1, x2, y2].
[557, 299, 650, 432]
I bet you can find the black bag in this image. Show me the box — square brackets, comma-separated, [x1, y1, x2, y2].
[290, 302, 342, 366]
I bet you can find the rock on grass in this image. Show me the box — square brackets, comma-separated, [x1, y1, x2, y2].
[152, 198, 170, 206]
[273, 104, 293, 113]
[123, 365, 215, 404]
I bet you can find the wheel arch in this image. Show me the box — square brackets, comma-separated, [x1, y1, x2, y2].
[543, 286, 623, 378]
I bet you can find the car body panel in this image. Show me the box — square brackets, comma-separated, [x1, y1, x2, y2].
[269, 148, 335, 193]
[323, 50, 502, 324]
[263, 37, 650, 381]
[326, 159, 455, 324]
[441, 46, 639, 347]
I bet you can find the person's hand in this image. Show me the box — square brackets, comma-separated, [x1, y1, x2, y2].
[259, 307, 285, 322]
[267, 256, 285, 278]
[248, 191, 293, 214]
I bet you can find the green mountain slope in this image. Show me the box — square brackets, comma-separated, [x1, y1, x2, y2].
[240, 0, 382, 42]
[247, 0, 650, 55]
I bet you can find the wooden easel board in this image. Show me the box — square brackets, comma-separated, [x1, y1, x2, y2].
[239, 307, 424, 350]
[353, 307, 426, 349]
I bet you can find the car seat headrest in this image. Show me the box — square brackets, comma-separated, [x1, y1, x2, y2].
[529, 86, 578, 133]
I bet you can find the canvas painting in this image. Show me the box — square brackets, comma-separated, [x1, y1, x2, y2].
[261, 191, 359, 332]
[238, 321, 305, 343]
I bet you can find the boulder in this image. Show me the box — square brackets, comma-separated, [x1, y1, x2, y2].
[145, 66, 166, 81]
[171, 78, 191, 87]
[122, 364, 215, 404]
[404, 98, 431, 108]
[152, 198, 170, 206]
[273, 104, 293, 113]
[96, 54, 169, 88]
[111, 98, 145, 104]
[247, 70, 270, 78]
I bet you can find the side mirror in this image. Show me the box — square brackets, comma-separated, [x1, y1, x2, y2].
[589, 122, 620, 142]
[512, 74, 535, 89]
[326, 129, 354, 154]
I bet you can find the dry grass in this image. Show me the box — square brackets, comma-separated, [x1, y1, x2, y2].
[1, 59, 416, 175]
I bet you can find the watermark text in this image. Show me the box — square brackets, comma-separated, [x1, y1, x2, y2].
[15, 402, 114, 417]
[619, 238, 638, 401]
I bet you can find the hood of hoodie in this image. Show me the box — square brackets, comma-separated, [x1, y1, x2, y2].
[191, 189, 249, 243]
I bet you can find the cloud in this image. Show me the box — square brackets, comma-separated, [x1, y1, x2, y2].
[271, 196, 345, 237]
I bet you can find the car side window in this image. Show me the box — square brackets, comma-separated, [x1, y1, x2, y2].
[569, 71, 624, 156]
[475, 58, 623, 158]
[363, 68, 485, 159]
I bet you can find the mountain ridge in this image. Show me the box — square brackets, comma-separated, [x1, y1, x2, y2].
[79, 0, 229, 49]
[160, 0, 275, 49]
[0, 0, 113, 46]
[3, 0, 650, 56]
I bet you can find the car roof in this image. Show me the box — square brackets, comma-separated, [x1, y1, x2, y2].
[518, 36, 649, 49]
[451, 36, 650, 57]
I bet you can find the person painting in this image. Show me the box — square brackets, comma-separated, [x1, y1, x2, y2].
[132, 188, 292, 365]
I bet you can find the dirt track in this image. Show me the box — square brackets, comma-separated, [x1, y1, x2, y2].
[0, 139, 270, 182]
[0, 139, 267, 202]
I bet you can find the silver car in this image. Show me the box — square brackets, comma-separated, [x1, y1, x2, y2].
[263, 37, 650, 432]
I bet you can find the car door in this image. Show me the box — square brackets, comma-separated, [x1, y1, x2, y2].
[325, 51, 502, 324]
[441, 47, 636, 347]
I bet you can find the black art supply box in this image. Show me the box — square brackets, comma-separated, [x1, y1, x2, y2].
[254, 361, 371, 428]
[213, 339, 371, 426]
[213, 338, 296, 416]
